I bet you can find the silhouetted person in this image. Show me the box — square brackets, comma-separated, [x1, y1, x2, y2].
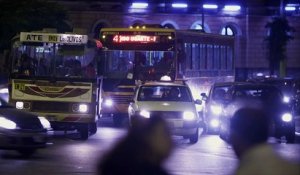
[229, 108, 300, 175]
[168, 87, 180, 101]
[84, 62, 96, 78]
[37, 58, 49, 76]
[18, 54, 35, 76]
[97, 115, 173, 175]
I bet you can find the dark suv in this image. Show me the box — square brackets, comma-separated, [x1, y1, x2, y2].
[219, 83, 296, 143]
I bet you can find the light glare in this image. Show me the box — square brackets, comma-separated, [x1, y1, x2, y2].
[38, 116, 51, 129]
[223, 5, 241, 11]
[285, 6, 296, 11]
[283, 96, 290, 103]
[203, 4, 218, 9]
[16, 101, 24, 109]
[281, 113, 292, 122]
[79, 104, 88, 113]
[0, 117, 17, 129]
[210, 119, 220, 128]
[131, 3, 148, 9]
[104, 99, 113, 107]
[172, 3, 188, 8]
[140, 110, 150, 118]
[0, 88, 8, 94]
[183, 111, 196, 121]
[211, 105, 222, 115]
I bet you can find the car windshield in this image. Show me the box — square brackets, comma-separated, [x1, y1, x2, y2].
[137, 85, 193, 102]
[233, 86, 283, 102]
[212, 86, 230, 101]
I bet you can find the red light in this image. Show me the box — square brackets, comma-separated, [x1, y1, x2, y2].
[113, 35, 157, 43]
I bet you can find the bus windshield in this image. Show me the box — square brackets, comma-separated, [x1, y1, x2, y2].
[11, 43, 97, 79]
[99, 50, 174, 80]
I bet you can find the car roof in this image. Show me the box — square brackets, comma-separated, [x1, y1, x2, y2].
[213, 81, 250, 87]
[232, 83, 278, 89]
[141, 81, 187, 87]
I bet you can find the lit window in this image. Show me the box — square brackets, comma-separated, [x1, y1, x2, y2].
[221, 26, 234, 36]
[194, 24, 203, 30]
[163, 24, 175, 29]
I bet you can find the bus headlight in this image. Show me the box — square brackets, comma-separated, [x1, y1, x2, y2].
[104, 99, 113, 107]
[16, 101, 30, 109]
[79, 104, 88, 113]
[38, 116, 51, 129]
[140, 110, 150, 118]
[183, 111, 196, 121]
[0, 116, 17, 129]
[16, 101, 24, 109]
[281, 113, 292, 122]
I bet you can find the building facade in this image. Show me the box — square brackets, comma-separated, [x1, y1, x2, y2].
[56, 0, 300, 80]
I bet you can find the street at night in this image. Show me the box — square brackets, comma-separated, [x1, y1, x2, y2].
[1, 118, 299, 175]
[0, 0, 300, 175]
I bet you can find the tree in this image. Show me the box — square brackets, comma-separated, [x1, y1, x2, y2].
[265, 16, 294, 77]
[0, 0, 71, 52]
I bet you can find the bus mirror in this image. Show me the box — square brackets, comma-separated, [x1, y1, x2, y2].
[127, 73, 133, 79]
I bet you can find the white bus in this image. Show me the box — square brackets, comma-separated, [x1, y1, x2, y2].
[9, 30, 100, 139]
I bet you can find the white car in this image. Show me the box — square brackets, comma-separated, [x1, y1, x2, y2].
[128, 81, 203, 143]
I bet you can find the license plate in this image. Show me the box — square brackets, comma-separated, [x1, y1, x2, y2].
[167, 120, 183, 128]
[33, 135, 46, 143]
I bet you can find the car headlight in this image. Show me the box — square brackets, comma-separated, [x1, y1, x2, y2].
[210, 119, 220, 128]
[104, 99, 113, 107]
[139, 110, 150, 118]
[79, 104, 88, 113]
[0, 116, 17, 129]
[0, 88, 8, 94]
[210, 105, 222, 115]
[281, 113, 292, 122]
[38, 116, 51, 129]
[183, 111, 196, 121]
[283, 96, 290, 103]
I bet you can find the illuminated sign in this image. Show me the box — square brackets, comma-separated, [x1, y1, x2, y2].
[112, 35, 157, 43]
[20, 32, 88, 44]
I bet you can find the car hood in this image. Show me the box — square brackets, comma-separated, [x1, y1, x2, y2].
[134, 101, 197, 112]
[0, 107, 43, 130]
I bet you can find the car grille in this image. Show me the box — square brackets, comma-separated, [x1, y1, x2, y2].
[150, 111, 182, 119]
[111, 95, 133, 104]
[31, 101, 70, 113]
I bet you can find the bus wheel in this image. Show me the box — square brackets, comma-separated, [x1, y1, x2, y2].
[89, 122, 98, 135]
[79, 124, 89, 140]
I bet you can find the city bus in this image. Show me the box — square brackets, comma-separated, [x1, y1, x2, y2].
[98, 26, 235, 125]
[8, 30, 100, 139]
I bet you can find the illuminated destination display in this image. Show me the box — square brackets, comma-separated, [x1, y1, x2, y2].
[113, 35, 157, 43]
[20, 32, 88, 44]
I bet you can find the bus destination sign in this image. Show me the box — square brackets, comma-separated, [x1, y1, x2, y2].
[20, 32, 88, 44]
[112, 35, 157, 43]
